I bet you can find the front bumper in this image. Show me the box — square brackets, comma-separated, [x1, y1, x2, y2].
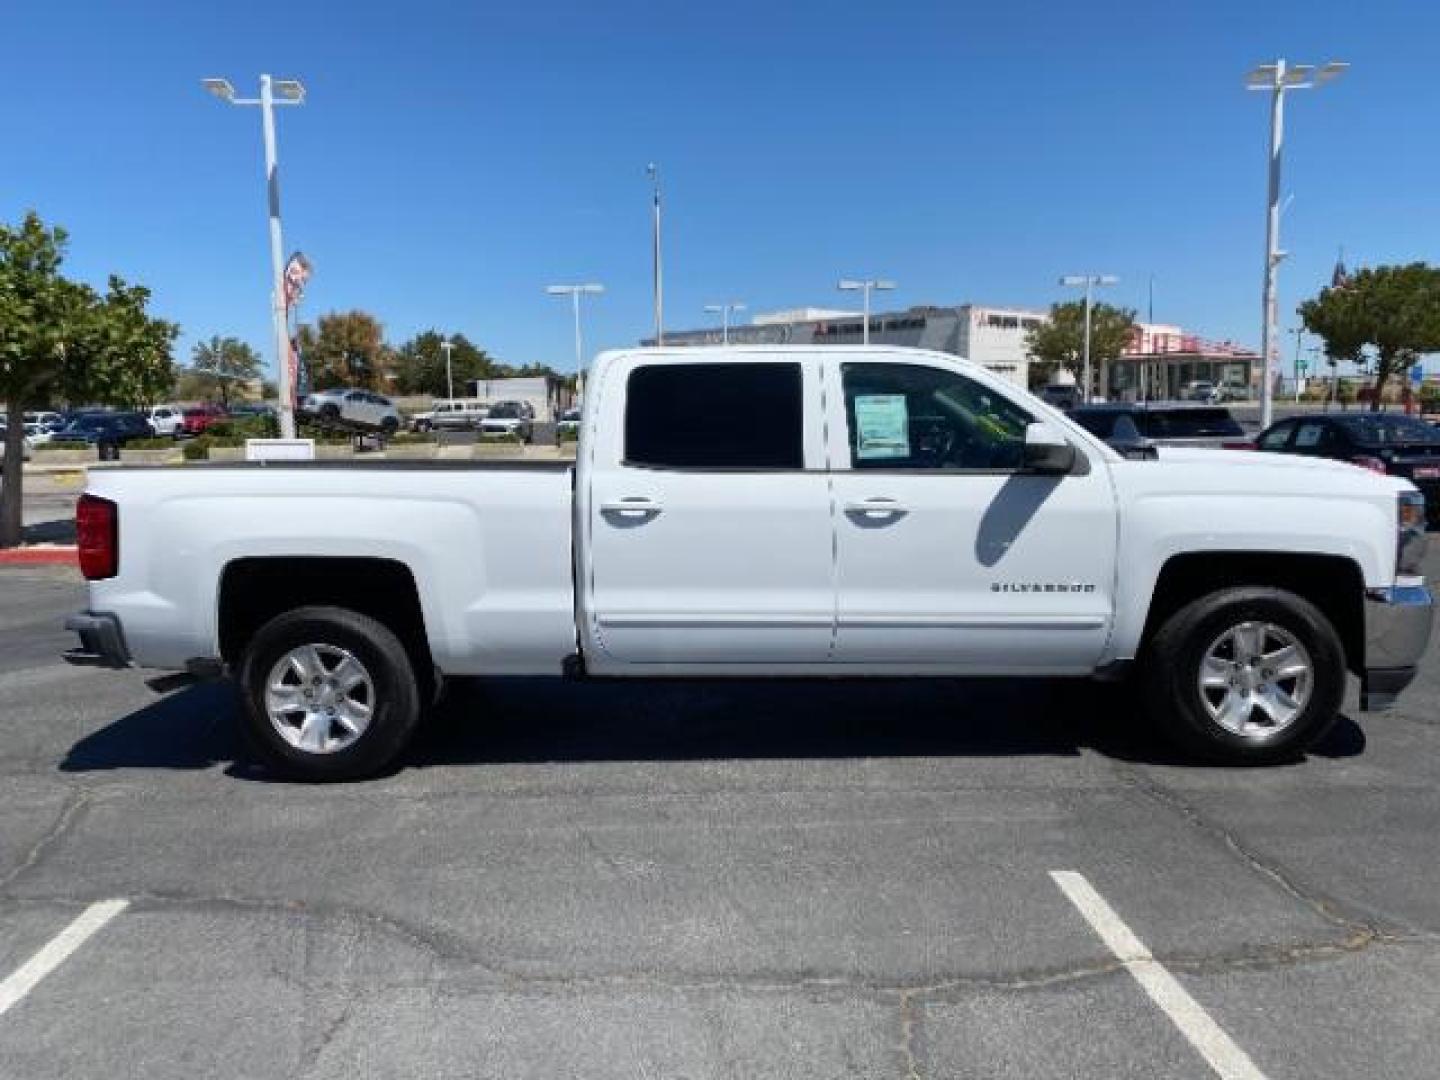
[1360, 585, 1434, 710]
[63, 612, 131, 669]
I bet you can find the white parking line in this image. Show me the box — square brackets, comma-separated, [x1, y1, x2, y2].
[1050, 871, 1266, 1080]
[0, 899, 128, 1018]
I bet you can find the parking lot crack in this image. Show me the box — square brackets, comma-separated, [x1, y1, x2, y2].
[0, 786, 91, 891]
[297, 1000, 353, 1078]
[897, 989, 924, 1080]
[1114, 763, 1389, 942]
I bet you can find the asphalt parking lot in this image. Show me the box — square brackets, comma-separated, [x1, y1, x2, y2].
[0, 549, 1438, 1079]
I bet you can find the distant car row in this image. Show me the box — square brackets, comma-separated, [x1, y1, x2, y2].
[409, 397, 539, 440]
[3, 403, 278, 461]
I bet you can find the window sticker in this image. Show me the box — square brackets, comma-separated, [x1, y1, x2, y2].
[854, 394, 910, 460]
[1294, 424, 1323, 448]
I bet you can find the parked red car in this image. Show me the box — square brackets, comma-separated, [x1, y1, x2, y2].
[180, 405, 227, 436]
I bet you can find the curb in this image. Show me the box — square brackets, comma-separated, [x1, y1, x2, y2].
[0, 546, 78, 567]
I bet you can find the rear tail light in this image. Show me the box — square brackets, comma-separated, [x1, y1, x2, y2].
[1352, 455, 1388, 474]
[75, 494, 118, 580]
[1221, 439, 1255, 450]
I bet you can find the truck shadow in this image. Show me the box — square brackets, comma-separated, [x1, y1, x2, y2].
[59, 675, 1365, 779]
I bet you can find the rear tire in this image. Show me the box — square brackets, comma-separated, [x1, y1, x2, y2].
[238, 606, 422, 781]
[379, 416, 399, 436]
[1141, 587, 1345, 764]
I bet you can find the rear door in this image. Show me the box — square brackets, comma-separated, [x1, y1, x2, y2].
[584, 355, 833, 667]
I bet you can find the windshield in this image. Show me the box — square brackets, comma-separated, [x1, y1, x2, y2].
[489, 404, 521, 418]
[1336, 414, 1440, 446]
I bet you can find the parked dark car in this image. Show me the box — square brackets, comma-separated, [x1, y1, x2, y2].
[1070, 403, 1254, 452]
[1255, 413, 1440, 525]
[49, 412, 155, 460]
[1036, 384, 1080, 411]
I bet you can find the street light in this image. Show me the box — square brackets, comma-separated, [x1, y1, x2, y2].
[647, 163, 663, 346]
[1059, 274, 1119, 403]
[703, 302, 746, 345]
[1246, 58, 1348, 429]
[439, 340, 456, 401]
[837, 279, 895, 345]
[546, 284, 605, 402]
[202, 73, 307, 439]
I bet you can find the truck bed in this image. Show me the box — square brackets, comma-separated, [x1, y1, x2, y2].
[84, 462, 578, 676]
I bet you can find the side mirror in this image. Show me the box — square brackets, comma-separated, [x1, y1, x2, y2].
[1023, 422, 1077, 474]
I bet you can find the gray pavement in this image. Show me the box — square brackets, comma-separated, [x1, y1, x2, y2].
[0, 553, 1437, 1079]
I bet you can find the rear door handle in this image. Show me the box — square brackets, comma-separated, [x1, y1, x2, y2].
[599, 497, 663, 517]
[844, 497, 909, 517]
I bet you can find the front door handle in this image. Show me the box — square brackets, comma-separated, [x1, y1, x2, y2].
[599, 497, 663, 517]
[844, 497, 909, 518]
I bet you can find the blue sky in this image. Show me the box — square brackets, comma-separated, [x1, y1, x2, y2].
[3, 0, 1438, 379]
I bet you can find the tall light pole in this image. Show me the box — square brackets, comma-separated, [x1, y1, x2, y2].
[439, 340, 456, 401]
[203, 75, 306, 439]
[1060, 274, 1119, 403]
[703, 302, 746, 345]
[546, 284, 605, 402]
[647, 163, 663, 345]
[837, 279, 895, 345]
[1246, 58, 1348, 428]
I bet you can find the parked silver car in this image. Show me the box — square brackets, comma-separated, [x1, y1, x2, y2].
[298, 389, 402, 434]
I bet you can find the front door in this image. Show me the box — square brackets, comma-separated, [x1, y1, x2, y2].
[827, 359, 1117, 673]
[585, 356, 834, 667]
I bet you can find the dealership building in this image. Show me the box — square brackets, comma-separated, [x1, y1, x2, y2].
[649, 304, 1047, 388]
[652, 304, 1259, 401]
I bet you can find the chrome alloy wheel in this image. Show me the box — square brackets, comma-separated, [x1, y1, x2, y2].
[1197, 621, 1313, 738]
[265, 644, 375, 754]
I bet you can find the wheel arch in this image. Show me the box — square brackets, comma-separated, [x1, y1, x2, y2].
[218, 556, 436, 691]
[1139, 551, 1366, 674]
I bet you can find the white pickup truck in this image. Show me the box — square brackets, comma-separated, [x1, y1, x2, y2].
[65, 346, 1433, 780]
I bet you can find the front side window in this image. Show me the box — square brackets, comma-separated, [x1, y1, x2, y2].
[841, 363, 1031, 470]
[625, 362, 803, 469]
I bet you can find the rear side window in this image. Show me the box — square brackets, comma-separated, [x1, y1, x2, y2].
[1145, 409, 1244, 438]
[625, 362, 803, 469]
[1070, 412, 1117, 438]
[1257, 422, 1295, 450]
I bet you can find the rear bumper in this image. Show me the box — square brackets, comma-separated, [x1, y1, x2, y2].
[1360, 585, 1434, 710]
[63, 611, 131, 669]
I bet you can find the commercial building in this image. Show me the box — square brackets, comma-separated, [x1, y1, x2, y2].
[651, 306, 1259, 400]
[649, 304, 1047, 387]
[1110, 325, 1260, 402]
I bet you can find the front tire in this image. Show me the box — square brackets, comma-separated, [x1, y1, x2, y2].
[1141, 587, 1345, 764]
[238, 606, 422, 781]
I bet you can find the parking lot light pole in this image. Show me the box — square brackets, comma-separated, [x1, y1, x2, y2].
[703, 302, 746, 345]
[1059, 274, 1119, 404]
[1246, 58, 1348, 429]
[647, 164, 663, 346]
[202, 75, 306, 440]
[440, 341, 455, 401]
[546, 284, 605, 402]
[837, 279, 895, 345]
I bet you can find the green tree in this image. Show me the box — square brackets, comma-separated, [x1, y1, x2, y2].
[189, 335, 261, 408]
[296, 310, 389, 391]
[1299, 263, 1440, 411]
[1, 211, 177, 547]
[1024, 301, 1137, 397]
[390, 330, 497, 397]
